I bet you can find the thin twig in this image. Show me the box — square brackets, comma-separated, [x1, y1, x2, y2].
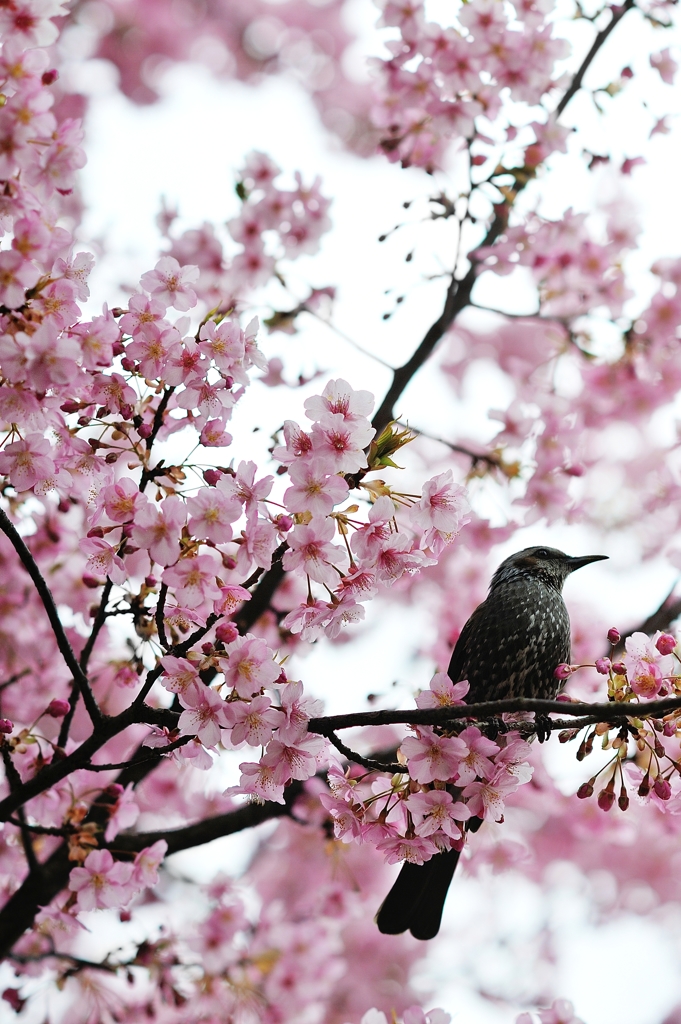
[323, 730, 406, 773]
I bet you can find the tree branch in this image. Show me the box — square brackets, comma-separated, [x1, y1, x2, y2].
[0, 506, 101, 725]
[308, 695, 681, 733]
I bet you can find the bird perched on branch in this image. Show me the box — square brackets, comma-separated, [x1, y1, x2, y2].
[376, 545, 608, 940]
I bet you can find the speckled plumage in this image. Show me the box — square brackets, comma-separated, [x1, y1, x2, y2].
[376, 545, 607, 941]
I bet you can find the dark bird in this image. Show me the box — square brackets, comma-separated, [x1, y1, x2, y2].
[376, 545, 608, 940]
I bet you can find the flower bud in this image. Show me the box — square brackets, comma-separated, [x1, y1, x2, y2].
[145, 575, 157, 587]
[607, 627, 621, 645]
[654, 777, 672, 800]
[618, 787, 629, 811]
[203, 469, 221, 486]
[41, 69, 58, 85]
[656, 633, 677, 656]
[137, 422, 152, 439]
[612, 663, 626, 676]
[46, 699, 70, 718]
[595, 657, 611, 675]
[215, 622, 238, 645]
[0, 719, 13, 734]
[554, 663, 573, 680]
[201, 642, 213, 655]
[597, 783, 615, 812]
[577, 781, 594, 799]
[638, 773, 651, 797]
[277, 515, 294, 532]
[663, 720, 677, 737]
[82, 573, 102, 589]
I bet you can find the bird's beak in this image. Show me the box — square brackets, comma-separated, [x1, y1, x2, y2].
[566, 554, 608, 572]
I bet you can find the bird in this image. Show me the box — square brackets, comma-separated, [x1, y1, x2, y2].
[375, 545, 608, 940]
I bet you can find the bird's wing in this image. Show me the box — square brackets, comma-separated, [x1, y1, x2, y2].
[446, 600, 487, 684]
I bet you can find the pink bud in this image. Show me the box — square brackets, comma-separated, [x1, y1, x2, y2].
[663, 720, 677, 737]
[203, 469, 221, 486]
[137, 422, 152, 439]
[201, 642, 213, 655]
[41, 69, 58, 85]
[470, 154, 486, 166]
[145, 575, 157, 587]
[216, 622, 239, 645]
[595, 657, 611, 675]
[656, 633, 676, 655]
[46, 699, 70, 718]
[607, 627, 621, 645]
[105, 783, 124, 798]
[612, 663, 627, 676]
[0, 719, 13, 734]
[654, 777, 672, 800]
[554, 663, 573, 680]
[621, 65, 634, 78]
[576, 781, 594, 799]
[277, 515, 294, 532]
[82, 573, 102, 589]
[120, 357, 136, 372]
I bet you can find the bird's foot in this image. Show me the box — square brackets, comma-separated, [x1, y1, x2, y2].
[485, 716, 509, 741]
[535, 713, 552, 743]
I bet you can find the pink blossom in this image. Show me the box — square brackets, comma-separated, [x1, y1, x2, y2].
[455, 726, 500, 784]
[374, 534, 431, 584]
[650, 48, 678, 85]
[159, 655, 201, 699]
[80, 536, 126, 584]
[95, 477, 144, 525]
[376, 834, 438, 865]
[283, 458, 349, 517]
[462, 766, 530, 820]
[238, 758, 285, 803]
[219, 460, 273, 518]
[310, 413, 375, 474]
[0, 249, 40, 307]
[228, 695, 280, 746]
[140, 256, 199, 311]
[283, 517, 347, 587]
[162, 554, 222, 609]
[119, 293, 168, 336]
[221, 633, 280, 697]
[323, 593, 366, 638]
[198, 318, 245, 375]
[416, 673, 470, 708]
[200, 418, 233, 447]
[0, 433, 55, 492]
[186, 486, 241, 543]
[176, 372, 234, 417]
[281, 598, 330, 641]
[272, 419, 314, 464]
[68, 849, 135, 911]
[400, 728, 468, 783]
[178, 684, 233, 747]
[127, 323, 181, 379]
[277, 680, 324, 743]
[624, 631, 670, 699]
[131, 495, 186, 566]
[214, 584, 251, 616]
[132, 839, 168, 887]
[406, 790, 470, 839]
[304, 378, 374, 423]
[261, 733, 327, 783]
[410, 470, 470, 549]
[351, 496, 394, 562]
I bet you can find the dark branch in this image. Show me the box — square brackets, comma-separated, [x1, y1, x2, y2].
[555, 0, 637, 117]
[308, 695, 681, 733]
[0, 506, 101, 725]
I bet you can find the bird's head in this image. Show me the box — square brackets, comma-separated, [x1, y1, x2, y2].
[490, 546, 608, 592]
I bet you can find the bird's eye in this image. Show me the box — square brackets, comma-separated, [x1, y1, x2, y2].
[534, 548, 550, 558]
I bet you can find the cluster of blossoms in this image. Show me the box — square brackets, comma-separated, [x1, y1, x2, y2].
[556, 628, 681, 813]
[323, 673, 533, 866]
[372, 0, 570, 170]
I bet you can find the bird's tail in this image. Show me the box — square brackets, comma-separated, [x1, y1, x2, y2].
[375, 847, 461, 940]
